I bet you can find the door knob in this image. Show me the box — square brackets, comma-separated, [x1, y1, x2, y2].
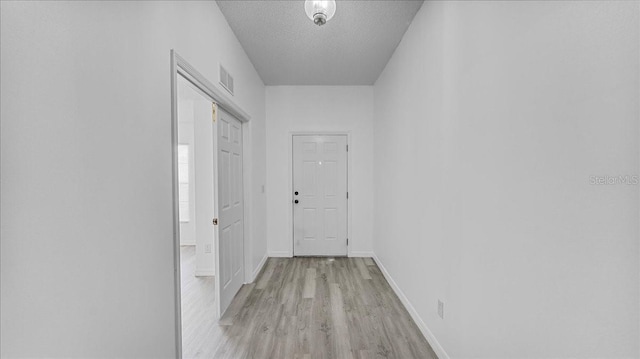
[294, 200, 299, 204]
[294, 191, 299, 195]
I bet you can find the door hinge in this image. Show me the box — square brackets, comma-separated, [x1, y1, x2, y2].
[211, 103, 217, 123]
[346, 144, 349, 152]
[346, 192, 349, 199]
[347, 238, 349, 246]
[212, 218, 218, 226]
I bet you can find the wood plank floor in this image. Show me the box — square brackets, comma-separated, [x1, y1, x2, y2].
[180, 246, 218, 358]
[181, 249, 438, 359]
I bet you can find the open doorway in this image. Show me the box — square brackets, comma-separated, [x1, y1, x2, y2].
[177, 76, 216, 274]
[170, 51, 251, 358]
[176, 75, 217, 356]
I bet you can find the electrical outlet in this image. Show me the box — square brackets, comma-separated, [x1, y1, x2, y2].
[438, 300, 444, 319]
[205, 244, 212, 253]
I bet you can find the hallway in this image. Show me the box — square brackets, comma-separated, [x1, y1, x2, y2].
[2, 1, 638, 358]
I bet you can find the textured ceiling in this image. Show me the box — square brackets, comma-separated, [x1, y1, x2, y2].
[217, 0, 424, 85]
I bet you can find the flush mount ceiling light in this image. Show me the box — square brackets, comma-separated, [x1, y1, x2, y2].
[304, 0, 336, 26]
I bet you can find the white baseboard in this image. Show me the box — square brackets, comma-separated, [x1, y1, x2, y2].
[249, 253, 268, 283]
[268, 251, 292, 257]
[180, 242, 196, 246]
[348, 251, 374, 257]
[194, 269, 215, 277]
[372, 253, 450, 359]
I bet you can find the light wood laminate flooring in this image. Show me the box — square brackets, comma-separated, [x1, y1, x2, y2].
[180, 248, 437, 359]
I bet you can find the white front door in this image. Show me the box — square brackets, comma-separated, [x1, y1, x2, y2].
[216, 108, 244, 315]
[292, 135, 348, 256]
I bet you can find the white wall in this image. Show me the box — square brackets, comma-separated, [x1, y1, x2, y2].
[373, 1, 639, 358]
[266, 86, 374, 257]
[0, 1, 266, 357]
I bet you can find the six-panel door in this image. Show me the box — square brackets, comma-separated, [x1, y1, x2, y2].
[293, 135, 348, 256]
[217, 109, 244, 315]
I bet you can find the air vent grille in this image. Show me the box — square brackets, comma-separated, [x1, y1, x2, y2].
[219, 65, 234, 95]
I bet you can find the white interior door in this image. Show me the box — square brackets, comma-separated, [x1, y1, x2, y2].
[293, 135, 348, 256]
[216, 108, 244, 315]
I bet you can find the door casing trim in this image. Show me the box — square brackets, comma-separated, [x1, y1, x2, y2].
[170, 50, 252, 359]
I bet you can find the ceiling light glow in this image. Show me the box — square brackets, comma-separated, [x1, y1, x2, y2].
[304, 0, 336, 26]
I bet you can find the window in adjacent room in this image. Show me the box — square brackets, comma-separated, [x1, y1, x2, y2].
[178, 144, 190, 222]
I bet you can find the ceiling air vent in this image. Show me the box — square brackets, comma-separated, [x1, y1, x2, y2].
[219, 65, 234, 96]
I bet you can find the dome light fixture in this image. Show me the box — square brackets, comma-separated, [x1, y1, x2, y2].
[304, 0, 336, 26]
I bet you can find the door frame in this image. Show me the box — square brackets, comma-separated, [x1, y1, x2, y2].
[288, 131, 352, 257]
[170, 50, 251, 359]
